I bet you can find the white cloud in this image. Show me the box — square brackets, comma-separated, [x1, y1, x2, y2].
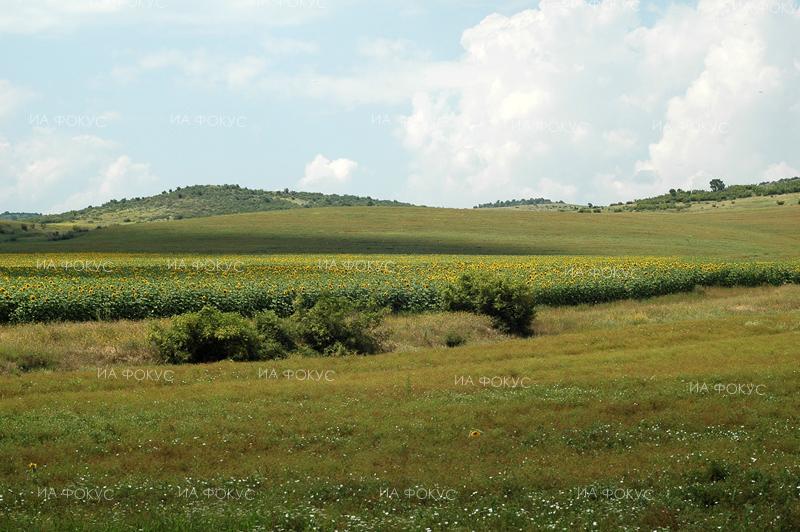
[111, 50, 267, 90]
[393, 0, 800, 206]
[0, 80, 33, 120]
[0, 0, 332, 35]
[358, 38, 431, 61]
[262, 36, 319, 55]
[298, 154, 358, 190]
[761, 161, 800, 180]
[0, 129, 157, 213]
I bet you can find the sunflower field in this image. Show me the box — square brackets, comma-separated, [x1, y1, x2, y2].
[1, 254, 798, 323]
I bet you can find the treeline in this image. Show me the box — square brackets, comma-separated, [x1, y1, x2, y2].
[0, 212, 41, 221]
[474, 198, 563, 209]
[615, 177, 800, 211]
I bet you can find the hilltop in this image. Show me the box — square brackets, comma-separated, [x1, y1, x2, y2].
[25, 184, 412, 225]
[612, 177, 800, 211]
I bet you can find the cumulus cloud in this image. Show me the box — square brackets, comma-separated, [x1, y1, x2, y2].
[298, 154, 359, 190]
[761, 161, 800, 180]
[396, 0, 800, 206]
[0, 129, 157, 213]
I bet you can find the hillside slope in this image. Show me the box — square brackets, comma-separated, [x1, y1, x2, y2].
[2, 204, 798, 258]
[26, 184, 411, 224]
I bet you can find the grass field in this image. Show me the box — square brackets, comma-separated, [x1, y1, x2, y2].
[2, 204, 799, 257]
[1, 285, 798, 530]
[1, 205, 798, 530]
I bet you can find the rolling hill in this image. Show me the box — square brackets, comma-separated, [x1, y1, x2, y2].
[612, 177, 800, 211]
[2, 203, 798, 258]
[23, 184, 411, 225]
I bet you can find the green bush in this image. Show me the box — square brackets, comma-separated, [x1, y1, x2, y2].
[445, 273, 536, 336]
[150, 306, 264, 364]
[444, 331, 466, 348]
[254, 310, 295, 359]
[292, 296, 385, 356]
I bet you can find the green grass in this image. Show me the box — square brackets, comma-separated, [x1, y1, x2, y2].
[1, 286, 799, 530]
[2, 204, 799, 258]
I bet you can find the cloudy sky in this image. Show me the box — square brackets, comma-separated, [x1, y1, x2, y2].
[1, 0, 798, 212]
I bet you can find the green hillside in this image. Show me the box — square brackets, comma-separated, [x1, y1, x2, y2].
[3, 204, 798, 258]
[25, 184, 411, 225]
[613, 177, 800, 211]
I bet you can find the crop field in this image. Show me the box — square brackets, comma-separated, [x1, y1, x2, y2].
[2, 254, 799, 323]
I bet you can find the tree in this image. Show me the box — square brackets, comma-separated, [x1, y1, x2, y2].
[669, 189, 677, 197]
[709, 179, 726, 192]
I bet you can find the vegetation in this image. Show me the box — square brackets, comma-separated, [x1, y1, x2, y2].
[22, 184, 411, 225]
[0, 211, 41, 221]
[444, 272, 536, 335]
[615, 177, 800, 211]
[2, 203, 799, 257]
[1, 285, 798, 530]
[150, 297, 386, 363]
[474, 197, 563, 208]
[1, 255, 799, 324]
[149, 307, 265, 364]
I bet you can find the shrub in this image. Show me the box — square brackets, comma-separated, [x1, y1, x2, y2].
[777, 200, 785, 205]
[444, 273, 536, 336]
[292, 296, 385, 356]
[444, 331, 466, 348]
[150, 306, 264, 364]
[254, 310, 295, 359]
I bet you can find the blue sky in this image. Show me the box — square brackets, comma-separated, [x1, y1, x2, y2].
[1, 0, 798, 212]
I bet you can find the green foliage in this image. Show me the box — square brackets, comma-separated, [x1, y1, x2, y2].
[254, 310, 296, 359]
[627, 177, 800, 210]
[445, 273, 536, 336]
[149, 306, 264, 364]
[291, 296, 386, 356]
[709, 178, 726, 192]
[444, 331, 466, 347]
[30, 184, 412, 225]
[474, 197, 562, 209]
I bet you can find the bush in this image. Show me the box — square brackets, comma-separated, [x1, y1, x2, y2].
[254, 310, 295, 359]
[444, 273, 536, 336]
[150, 306, 264, 364]
[444, 331, 466, 348]
[292, 296, 385, 356]
[777, 200, 785, 205]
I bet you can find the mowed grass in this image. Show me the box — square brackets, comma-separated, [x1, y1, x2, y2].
[2, 205, 799, 258]
[1, 285, 798, 530]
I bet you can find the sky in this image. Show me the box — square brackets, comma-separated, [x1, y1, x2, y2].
[0, 0, 798, 213]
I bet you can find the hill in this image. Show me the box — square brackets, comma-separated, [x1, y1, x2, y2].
[2, 204, 798, 258]
[24, 184, 411, 225]
[474, 197, 565, 209]
[612, 177, 800, 211]
[0, 212, 40, 221]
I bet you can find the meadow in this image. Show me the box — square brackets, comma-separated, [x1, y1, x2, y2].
[2, 204, 799, 257]
[1, 204, 798, 530]
[1, 285, 798, 530]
